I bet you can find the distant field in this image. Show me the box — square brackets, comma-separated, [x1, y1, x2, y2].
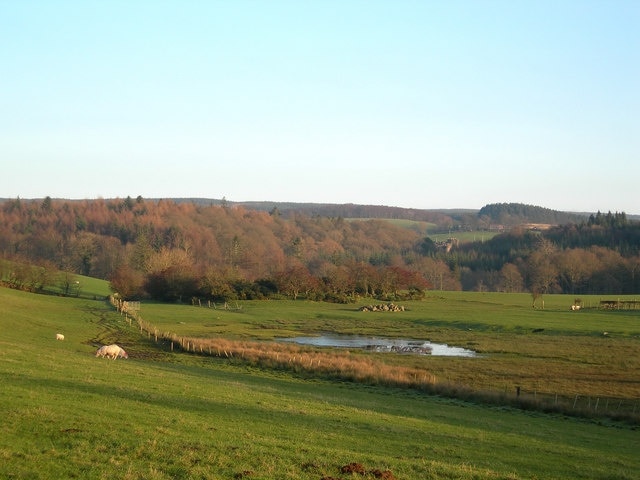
[346, 217, 437, 234]
[428, 230, 500, 243]
[1, 285, 638, 479]
[383, 218, 437, 234]
[345, 218, 500, 242]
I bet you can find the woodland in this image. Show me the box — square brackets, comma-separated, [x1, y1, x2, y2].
[1, 196, 639, 301]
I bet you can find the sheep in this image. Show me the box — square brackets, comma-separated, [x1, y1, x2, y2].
[570, 305, 581, 311]
[99, 344, 127, 359]
[96, 344, 128, 360]
[55, 333, 65, 341]
[96, 344, 127, 359]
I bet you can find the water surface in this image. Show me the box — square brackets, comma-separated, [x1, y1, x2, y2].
[279, 334, 477, 357]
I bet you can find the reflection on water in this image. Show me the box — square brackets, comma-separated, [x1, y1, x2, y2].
[278, 334, 477, 357]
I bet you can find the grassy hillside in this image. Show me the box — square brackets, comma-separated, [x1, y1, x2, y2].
[1, 285, 639, 479]
[46, 273, 114, 299]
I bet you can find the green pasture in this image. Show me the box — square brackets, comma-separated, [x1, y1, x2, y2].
[139, 292, 640, 402]
[71, 274, 113, 299]
[42, 273, 113, 300]
[0, 257, 111, 300]
[344, 217, 499, 243]
[141, 292, 640, 338]
[2, 285, 639, 479]
[345, 218, 437, 234]
[428, 231, 500, 243]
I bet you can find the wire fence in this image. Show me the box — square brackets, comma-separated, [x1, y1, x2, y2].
[511, 387, 639, 419]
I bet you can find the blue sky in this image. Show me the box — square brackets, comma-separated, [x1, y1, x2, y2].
[1, 1, 638, 213]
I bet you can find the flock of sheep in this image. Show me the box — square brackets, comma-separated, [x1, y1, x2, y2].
[55, 333, 128, 360]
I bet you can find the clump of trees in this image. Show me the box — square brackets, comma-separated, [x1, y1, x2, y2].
[452, 214, 640, 294]
[1, 197, 638, 301]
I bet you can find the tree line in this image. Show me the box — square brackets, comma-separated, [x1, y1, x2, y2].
[1, 197, 638, 301]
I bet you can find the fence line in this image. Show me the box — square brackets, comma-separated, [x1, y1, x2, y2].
[511, 387, 639, 418]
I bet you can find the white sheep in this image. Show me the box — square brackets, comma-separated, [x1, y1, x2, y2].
[95, 344, 128, 360]
[55, 333, 65, 341]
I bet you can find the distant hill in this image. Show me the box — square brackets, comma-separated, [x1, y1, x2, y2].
[477, 203, 587, 226]
[1, 196, 638, 296]
[169, 199, 604, 230]
[171, 198, 464, 223]
[2, 197, 635, 228]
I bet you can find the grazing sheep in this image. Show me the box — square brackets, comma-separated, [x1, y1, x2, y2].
[96, 344, 128, 360]
[570, 304, 581, 311]
[55, 333, 65, 341]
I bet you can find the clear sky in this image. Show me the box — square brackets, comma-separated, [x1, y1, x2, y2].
[1, 1, 638, 213]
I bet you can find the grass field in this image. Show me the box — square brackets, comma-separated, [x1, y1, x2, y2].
[345, 218, 437, 235]
[344, 217, 500, 243]
[1, 285, 639, 479]
[137, 292, 640, 405]
[427, 231, 500, 243]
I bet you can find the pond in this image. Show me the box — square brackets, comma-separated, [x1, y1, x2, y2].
[278, 334, 477, 357]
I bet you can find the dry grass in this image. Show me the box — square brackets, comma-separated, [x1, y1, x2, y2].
[170, 335, 436, 389]
[115, 297, 436, 389]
